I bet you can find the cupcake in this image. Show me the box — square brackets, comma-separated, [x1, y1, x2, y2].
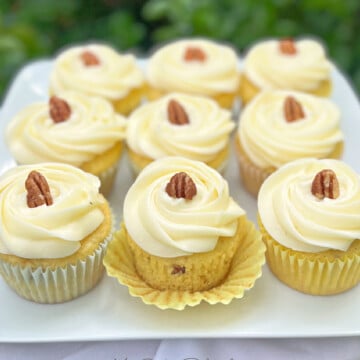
[49, 43, 145, 115]
[258, 158, 360, 295]
[239, 38, 333, 105]
[145, 39, 240, 109]
[104, 157, 265, 309]
[0, 163, 113, 303]
[6, 91, 127, 196]
[126, 93, 235, 175]
[235, 90, 344, 196]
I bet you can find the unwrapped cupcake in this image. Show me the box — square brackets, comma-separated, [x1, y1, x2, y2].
[239, 37, 333, 105]
[6, 91, 127, 196]
[49, 43, 145, 115]
[145, 38, 240, 109]
[104, 157, 265, 310]
[126, 93, 235, 174]
[235, 90, 344, 196]
[258, 158, 360, 295]
[0, 163, 113, 303]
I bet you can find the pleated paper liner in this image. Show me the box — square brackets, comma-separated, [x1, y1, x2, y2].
[0, 204, 115, 304]
[258, 217, 360, 295]
[103, 219, 266, 310]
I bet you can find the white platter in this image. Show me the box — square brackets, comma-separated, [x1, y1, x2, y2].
[0, 60, 359, 342]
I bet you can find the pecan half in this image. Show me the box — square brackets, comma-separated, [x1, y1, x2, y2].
[165, 172, 197, 200]
[80, 50, 100, 66]
[49, 96, 71, 123]
[279, 38, 297, 55]
[167, 99, 189, 125]
[311, 169, 340, 200]
[184, 46, 206, 62]
[25, 171, 53, 208]
[283, 96, 305, 122]
[171, 264, 186, 275]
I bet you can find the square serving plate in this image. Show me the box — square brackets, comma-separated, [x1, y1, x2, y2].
[0, 60, 359, 342]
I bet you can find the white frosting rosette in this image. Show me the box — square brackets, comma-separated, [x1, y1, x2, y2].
[123, 157, 245, 258]
[6, 91, 127, 166]
[244, 39, 332, 91]
[258, 158, 360, 253]
[147, 39, 240, 95]
[50, 43, 144, 99]
[238, 90, 343, 169]
[127, 93, 234, 164]
[0, 163, 105, 259]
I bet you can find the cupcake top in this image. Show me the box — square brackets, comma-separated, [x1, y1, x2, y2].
[146, 39, 240, 96]
[258, 158, 360, 253]
[126, 93, 234, 163]
[238, 90, 343, 168]
[243, 38, 332, 91]
[6, 91, 127, 166]
[0, 163, 106, 259]
[123, 157, 245, 258]
[49, 44, 144, 99]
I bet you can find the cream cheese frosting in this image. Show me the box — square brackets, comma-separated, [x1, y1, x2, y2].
[126, 93, 235, 163]
[123, 157, 245, 257]
[258, 158, 360, 253]
[238, 90, 343, 168]
[6, 91, 127, 166]
[0, 163, 105, 259]
[49, 44, 144, 99]
[146, 39, 240, 95]
[243, 39, 332, 91]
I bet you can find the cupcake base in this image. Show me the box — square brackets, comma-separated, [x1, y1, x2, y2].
[259, 217, 360, 295]
[81, 142, 123, 196]
[0, 201, 113, 303]
[112, 85, 146, 115]
[126, 144, 230, 177]
[145, 84, 239, 110]
[103, 218, 265, 310]
[235, 136, 344, 197]
[239, 73, 332, 106]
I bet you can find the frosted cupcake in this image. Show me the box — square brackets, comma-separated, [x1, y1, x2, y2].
[49, 43, 145, 115]
[239, 38, 333, 105]
[0, 163, 112, 303]
[146, 39, 240, 109]
[236, 90, 344, 196]
[6, 91, 127, 195]
[126, 93, 235, 174]
[104, 157, 265, 309]
[258, 158, 360, 295]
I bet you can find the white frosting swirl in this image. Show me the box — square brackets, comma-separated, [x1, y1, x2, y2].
[124, 157, 245, 257]
[258, 158, 360, 252]
[147, 39, 240, 95]
[238, 90, 343, 168]
[127, 93, 234, 163]
[0, 163, 106, 259]
[50, 44, 144, 99]
[244, 39, 332, 91]
[6, 91, 127, 166]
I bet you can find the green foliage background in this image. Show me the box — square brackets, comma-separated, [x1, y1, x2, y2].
[0, 0, 359, 101]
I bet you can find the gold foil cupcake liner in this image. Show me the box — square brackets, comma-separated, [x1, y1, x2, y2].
[259, 218, 360, 295]
[103, 219, 266, 310]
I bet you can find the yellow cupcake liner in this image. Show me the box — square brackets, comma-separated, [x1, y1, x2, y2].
[103, 219, 266, 310]
[112, 85, 146, 115]
[259, 217, 360, 295]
